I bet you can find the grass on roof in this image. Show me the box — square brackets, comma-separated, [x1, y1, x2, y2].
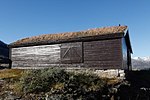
[10, 26, 127, 46]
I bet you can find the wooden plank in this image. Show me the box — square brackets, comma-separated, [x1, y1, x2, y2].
[83, 39, 122, 69]
[11, 44, 61, 67]
[11, 39, 123, 69]
[60, 42, 83, 64]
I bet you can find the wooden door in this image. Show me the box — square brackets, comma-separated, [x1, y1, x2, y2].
[61, 42, 83, 64]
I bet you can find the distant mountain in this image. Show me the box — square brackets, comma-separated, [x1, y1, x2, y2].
[132, 57, 150, 70]
[0, 40, 7, 48]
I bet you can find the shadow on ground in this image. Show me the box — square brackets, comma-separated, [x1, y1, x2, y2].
[114, 70, 150, 100]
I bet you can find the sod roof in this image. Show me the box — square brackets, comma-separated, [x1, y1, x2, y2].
[9, 26, 127, 47]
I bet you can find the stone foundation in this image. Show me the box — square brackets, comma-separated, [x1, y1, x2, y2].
[65, 68, 125, 79]
[12, 67, 125, 79]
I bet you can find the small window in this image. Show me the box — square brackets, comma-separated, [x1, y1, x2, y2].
[61, 42, 83, 64]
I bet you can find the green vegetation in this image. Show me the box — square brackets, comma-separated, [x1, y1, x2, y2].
[0, 68, 112, 99]
[19, 68, 107, 99]
[1, 68, 150, 99]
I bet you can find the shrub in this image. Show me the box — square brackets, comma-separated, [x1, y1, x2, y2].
[20, 68, 68, 93]
[49, 72, 106, 99]
[17, 68, 107, 99]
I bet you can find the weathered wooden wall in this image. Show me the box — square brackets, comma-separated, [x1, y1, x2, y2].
[11, 39, 123, 69]
[84, 39, 122, 69]
[11, 44, 61, 67]
[61, 42, 83, 64]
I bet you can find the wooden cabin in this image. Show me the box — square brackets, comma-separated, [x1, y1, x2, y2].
[8, 26, 133, 70]
[0, 40, 11, 68]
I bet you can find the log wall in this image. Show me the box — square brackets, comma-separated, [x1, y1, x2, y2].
[83, 39, 122, 69]
[11, 38, 123, 69]
[11, 44, 61, 67]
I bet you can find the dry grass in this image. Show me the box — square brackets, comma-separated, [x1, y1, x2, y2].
[10, 26, 127, 46]
[0, 69, 24, 79]
[106, 78, 122, 85]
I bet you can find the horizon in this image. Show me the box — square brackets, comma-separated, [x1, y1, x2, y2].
[0, 0, 150, 57]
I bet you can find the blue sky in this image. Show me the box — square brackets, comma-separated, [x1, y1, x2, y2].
[0, 0, 150, 57]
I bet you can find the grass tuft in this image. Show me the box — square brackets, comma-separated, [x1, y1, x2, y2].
[0, 69, 24, 79]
